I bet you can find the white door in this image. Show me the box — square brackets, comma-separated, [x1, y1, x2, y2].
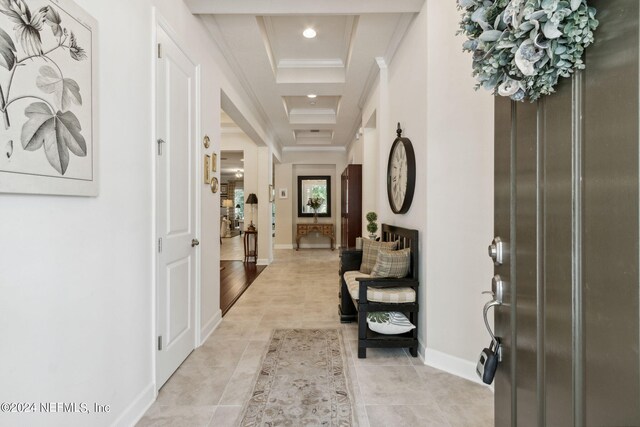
[156, 27, 198, 389]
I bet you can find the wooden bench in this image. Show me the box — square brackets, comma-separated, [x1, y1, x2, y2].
[339, 224, 419, 358]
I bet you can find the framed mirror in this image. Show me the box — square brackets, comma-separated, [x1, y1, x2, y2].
[298, 176, 331, 217]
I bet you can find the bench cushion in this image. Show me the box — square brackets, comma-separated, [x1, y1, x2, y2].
[343, 270, 416, 303]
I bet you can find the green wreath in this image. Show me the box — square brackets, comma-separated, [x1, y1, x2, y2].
[458, 0, 599, 102]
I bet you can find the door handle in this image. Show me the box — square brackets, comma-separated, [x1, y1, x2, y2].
[191, 239, 200, 247]
[482, 275, 508, 362]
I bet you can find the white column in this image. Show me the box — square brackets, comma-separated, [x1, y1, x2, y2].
[375, 57, 391, 221]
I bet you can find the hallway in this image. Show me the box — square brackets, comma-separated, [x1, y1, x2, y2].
[138, 249, 493, 426]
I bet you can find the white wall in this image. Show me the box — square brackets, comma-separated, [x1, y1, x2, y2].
[0, 0, 274, 426]
[423, 0, 494, 375]
[361, 0, 494, 383]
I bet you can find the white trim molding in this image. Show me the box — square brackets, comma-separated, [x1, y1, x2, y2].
[282, 146, 346, 153]
[423, 347, 489, 387]
[274, 244, 294, 250]
[200, 310, 222, 345]
[112, 383, 155, 427]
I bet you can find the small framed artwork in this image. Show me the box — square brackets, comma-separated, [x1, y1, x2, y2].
[212, 152, 217, 172]
[221, 183, 228, 198]
[204, 155, 211, 184]
[279, 188, 288, 199]
[269, 184, 275, 202]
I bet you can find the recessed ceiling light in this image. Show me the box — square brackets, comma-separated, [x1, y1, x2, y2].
[303, 28, 317, 39]
[307, 94, 317, 99]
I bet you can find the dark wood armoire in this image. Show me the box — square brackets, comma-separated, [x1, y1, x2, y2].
[340, 164, 362, 248]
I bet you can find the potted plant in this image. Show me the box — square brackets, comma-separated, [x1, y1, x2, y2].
[366, 211, 378, 240]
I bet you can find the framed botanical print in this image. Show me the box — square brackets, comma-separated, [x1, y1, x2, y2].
[0, 0, 99, 196]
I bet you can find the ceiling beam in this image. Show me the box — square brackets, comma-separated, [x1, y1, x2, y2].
[186, 0, 425, 15]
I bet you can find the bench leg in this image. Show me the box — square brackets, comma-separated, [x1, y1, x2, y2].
[358, 346, 367, 358]
[409, 347, 418, 357]
[358, 306, 367, 359]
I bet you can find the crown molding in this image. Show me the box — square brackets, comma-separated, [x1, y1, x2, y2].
[278, 59, 344, 69]
[186, 0, 426, 15]
[282, 146, 346, 153]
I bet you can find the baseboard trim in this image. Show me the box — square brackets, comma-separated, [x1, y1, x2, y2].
[111, 382, 155, 427]
[297, 243, 334, 249]
[257, 258, 271, 266]
[418, 339, 427, 362]
[274, 244, 294, 250]
[200, 310, 222, 346]
[423, 347, 487, 387]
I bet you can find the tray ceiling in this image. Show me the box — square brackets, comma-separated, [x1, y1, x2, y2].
[188, 0, 425, 150]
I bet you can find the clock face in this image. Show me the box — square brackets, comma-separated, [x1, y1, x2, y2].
[390, 143, 407, 211]
[386, 133, 415, 214]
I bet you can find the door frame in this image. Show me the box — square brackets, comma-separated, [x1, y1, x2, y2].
[151, 9, 202, 392]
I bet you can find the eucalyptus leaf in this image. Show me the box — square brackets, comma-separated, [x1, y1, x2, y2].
[543, 21, 563, 39]
[480, 30, 503, 42]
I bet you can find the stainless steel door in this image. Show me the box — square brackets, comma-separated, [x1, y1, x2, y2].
[494, 1, 640, 425]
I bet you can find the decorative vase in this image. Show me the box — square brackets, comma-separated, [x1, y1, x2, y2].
[369, 234, 376, 240]
[313, 212, 318, 223]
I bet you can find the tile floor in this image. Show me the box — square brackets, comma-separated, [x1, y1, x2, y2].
[138, 248, 494, 427]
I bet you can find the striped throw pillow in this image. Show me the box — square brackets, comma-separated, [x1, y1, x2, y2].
[370, 248, 411, 278]
[367, 312, 416, 335]
[359, 239, 398, 274]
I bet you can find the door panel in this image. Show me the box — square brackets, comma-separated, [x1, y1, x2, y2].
[583, 0, 639, 423]
[156, 26, 197, 389]
[494, 2, 640, 425]
[167, 63, 192, 235]
[167, 259, 191, 344]
[541, 78, 574, 427]
[514, 101, 539, 427]
[493, 97, 513, 427]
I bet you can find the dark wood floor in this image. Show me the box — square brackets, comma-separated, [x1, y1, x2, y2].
[220, 261, 266, 315]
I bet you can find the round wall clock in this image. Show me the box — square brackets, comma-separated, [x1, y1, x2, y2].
[387, 123, 416, 214]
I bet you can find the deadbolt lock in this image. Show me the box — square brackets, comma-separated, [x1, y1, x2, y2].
[488, 237, 508, 266]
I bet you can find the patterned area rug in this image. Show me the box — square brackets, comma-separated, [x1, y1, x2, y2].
[238, 329, 356, 426]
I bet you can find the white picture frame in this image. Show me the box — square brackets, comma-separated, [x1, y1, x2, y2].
[279, 188, 288, 199]
[0, 0, 99, 196]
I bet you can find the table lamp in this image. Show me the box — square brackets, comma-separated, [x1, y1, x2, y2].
[222, 199, 234, 219]
[245, 193, 258, 231]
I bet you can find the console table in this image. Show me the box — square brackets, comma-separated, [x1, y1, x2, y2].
[296, 223, 335, 251]
[244, 230, 258, 263]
